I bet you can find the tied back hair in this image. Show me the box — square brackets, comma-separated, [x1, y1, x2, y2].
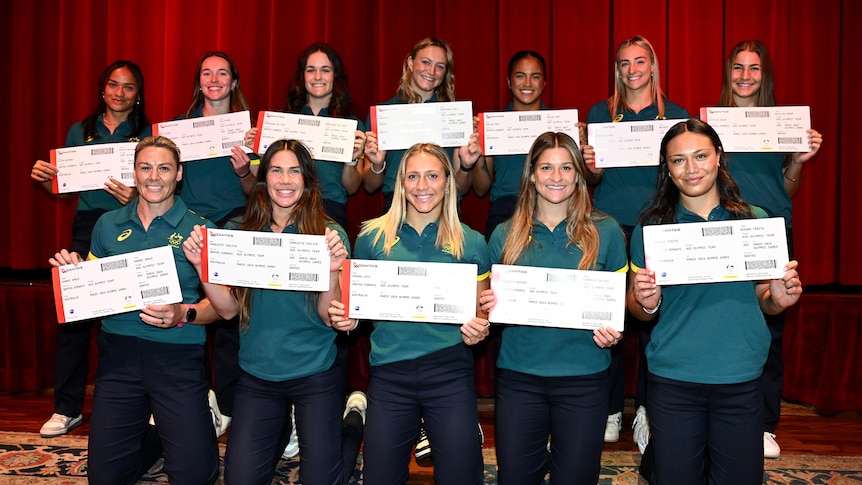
[607, 35, 667, 119]
[82, 60, 149, 141]
[233, 140, 330, 331]
[640, 119, 755, 225]
[397, 37, 456, 104]
[358, 143, 464, 259]
[501, 132, 607, 270]
[185, 51, 251, 119]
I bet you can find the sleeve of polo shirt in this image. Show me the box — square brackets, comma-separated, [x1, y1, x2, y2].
[629, 224, 646, 272]
[603, 219, 630, 273]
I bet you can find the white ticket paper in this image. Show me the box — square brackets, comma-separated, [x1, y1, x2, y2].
[370, 101, 473, 150]
[700, 106, 811, 152]
[201, 228, 329, 291]
[588, 119, 681, 168]
[342, 259, 477, 324]
[489, 264, 625, 331]
[154, 111, 252, 162]
[253, 111, 358, 163]
[50, 142, 137, 194]
[52, 246, 182, 324]
[643, 217, 789, 285]
[478, 109, 580, 155]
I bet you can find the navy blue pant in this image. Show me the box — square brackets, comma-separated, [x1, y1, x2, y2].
[363, 344, 483, 485]
[495, 368, 608, 485]
[88, 332, 218, 485]
[224, 365, 362, 485]
[645, 374, 764, 485]
[761, 228, 793, 433]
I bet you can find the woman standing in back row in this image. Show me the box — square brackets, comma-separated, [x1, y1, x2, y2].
[581, 35, 690, 452]
[717, 40, 822, 458]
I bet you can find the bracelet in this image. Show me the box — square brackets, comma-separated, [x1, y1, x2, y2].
[346, 158, 359, 167]
[238, 170, 251, 179]
[783, 171, 799, 183]
[347, 319, 360, 335]
[460, 161, 477, 172]
[370, 161, 386, 174]
[642, 296, 662, 315]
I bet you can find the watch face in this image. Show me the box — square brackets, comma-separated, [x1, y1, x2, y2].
[186, 307, 197, 323]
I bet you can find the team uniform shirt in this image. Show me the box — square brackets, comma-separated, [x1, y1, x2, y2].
[89, 196, 215, 345]
[226, 220, 350, 382]
[488, 102, 548, 202]
[353, 221, 490, 366]
[727, 152, 792, 228]
[368, 95, 456, 196]
[587, 100, 690, 227]
[299, 105, 365, 206]
[489, 216, 628, 377]
[66, 116, 152, 212]
[630, 203, 772, 384]
[174, 106, 249, 223]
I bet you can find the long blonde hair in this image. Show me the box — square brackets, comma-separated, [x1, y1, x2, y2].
[607, 35, 667, 119]
[397, 38, 456, 104]
[359, 143, 464, 258]
[501, 132, 606, 269]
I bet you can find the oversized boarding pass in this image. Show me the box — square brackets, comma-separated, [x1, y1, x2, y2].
[153, 111, 252, 161]
[201, 228, 330, 291]
[51, 246, 182, 324]
[588, 119, 681, 168]
[478, 109, 579, 155]
[643, 217, 789, 285]
[342, 259, 478, 324]
[253, 111, 357, 163]
[50, 142, 137, 194]
[370, 101, 473, 150]
[488, 264, 625, 331]
[699, 106, 811, 152]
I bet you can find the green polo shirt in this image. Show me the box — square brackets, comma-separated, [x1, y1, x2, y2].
[727, 152, 792, 228]
[65, 117, 152, 212]
[489, 216, 628, 377]
[630, 203, 772, 384]
[175, 106, 249, 223]
[299, 106, 365, 206]
[587, 100, 690, 227]
[89, 196, 215, 345]
[223, 220, 350, 381]
[354, 221, 490, 366]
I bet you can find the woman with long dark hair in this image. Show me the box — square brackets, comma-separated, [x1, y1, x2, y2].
[629, 119, 802, 483]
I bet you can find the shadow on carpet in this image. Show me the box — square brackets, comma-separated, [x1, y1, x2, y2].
[1, 431, 860, 484]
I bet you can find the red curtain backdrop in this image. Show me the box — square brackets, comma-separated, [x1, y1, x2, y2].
[1, 0, 857, 285]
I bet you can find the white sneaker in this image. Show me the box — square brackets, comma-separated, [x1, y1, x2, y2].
[604, 412, 622, 442]
[208, 390, 231, 437]
[40, 413, 83, 438]
[282, 406, 299, 459]
[764, 432, 781, 459]
[343, 391, 368, 424]
[632, 406, 650, 454]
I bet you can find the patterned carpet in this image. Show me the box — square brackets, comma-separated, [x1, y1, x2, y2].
[1, 431, 861, 484]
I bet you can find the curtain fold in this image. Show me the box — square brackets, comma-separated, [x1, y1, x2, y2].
[2, 0, 853, 284]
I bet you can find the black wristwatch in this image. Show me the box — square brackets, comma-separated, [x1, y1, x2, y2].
[184, 304, 197, 324]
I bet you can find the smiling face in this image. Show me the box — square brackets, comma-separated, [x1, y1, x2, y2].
[508, 56, 546, 109]
[617, 44, 654, 93]
[134, 146, 182, 205]
[531, 147, 577, 207]
[407, 46, 447, 100]
[730, 50, 763, 107]
[266, 149, 305, 217]
[666, 131, 720, 203]
[304, 50, 335, 103]
[199, 55, 237, 103]
[102, 67, 139, 115]
[403, 151, 448, 221]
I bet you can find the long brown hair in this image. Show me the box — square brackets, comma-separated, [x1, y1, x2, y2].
[718, 40, 776, 108]
[501, 132, 606, 270]
[286, 43, 353, 118]
[233, 140, 330, 330]
[641, 119, 755, 225]
[185, 51, 251, 118]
